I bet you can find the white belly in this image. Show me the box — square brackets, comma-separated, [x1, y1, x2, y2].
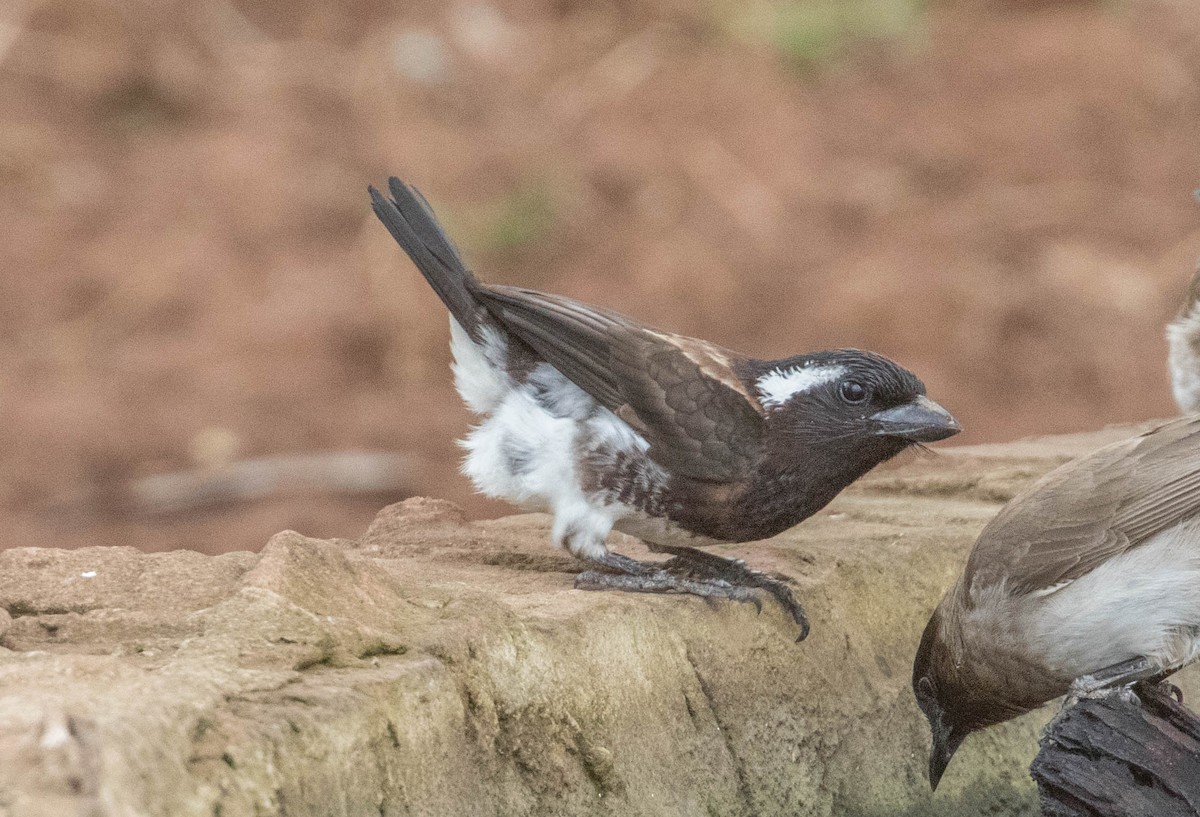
[449, 318, 666, 560]
[1021, 517, 1200, 679]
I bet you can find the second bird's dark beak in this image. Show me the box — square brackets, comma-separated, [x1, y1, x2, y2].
[872, 396, 961, 443]
[928, 723, 967, 792]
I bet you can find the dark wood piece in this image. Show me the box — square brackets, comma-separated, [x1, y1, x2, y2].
[1031, 683, 1200, 817]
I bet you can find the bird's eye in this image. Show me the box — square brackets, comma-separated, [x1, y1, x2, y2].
[839, 380, 869, 404]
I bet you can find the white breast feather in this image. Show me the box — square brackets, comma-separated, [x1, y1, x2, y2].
[451, 322, 654, 560]
[756, 365, 845, 408]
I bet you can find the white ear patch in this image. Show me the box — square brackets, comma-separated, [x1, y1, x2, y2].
[756, 365, 846, 408]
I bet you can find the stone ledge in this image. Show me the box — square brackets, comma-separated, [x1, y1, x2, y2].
[1, 422, 1194, 817]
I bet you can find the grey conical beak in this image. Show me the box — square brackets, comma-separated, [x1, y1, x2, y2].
[872, 395, 961, 443]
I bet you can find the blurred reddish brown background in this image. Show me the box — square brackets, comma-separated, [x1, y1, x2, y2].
[1, 0, 1198, 553]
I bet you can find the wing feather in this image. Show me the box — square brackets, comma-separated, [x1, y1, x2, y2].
[966, 416, 1200, 598]
[476, 286, 764, 482]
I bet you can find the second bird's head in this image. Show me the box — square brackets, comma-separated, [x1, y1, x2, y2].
[911, 601, 1033, 792]
[912, 605, 975, 793]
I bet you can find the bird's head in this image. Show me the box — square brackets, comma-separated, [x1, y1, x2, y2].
[752, 350, 960, 464]
[912, 604, 975, 792]
[914, 597, 1054, 791]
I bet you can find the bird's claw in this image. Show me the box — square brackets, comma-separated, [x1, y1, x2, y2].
[1065, 678, 1105, 707]
[658, 547, 809, 639]
[1117, 685, 1142, 706]
[1066, 656, 1161, 710]
[735, 589, 764, 615]
[576, 549, 808, 639]
[1064, 678, 1143, 711]
[574, 570, 612, 590]
[1165, 682, 1185, 704]
[1135, 679, 1184, 704]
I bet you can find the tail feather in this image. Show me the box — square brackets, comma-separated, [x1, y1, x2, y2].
[369, 177, 484, 335]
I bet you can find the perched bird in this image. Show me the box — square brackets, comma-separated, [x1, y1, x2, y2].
[1167, 261, 1200, 413]
[913, 415, 1200, 790]
[370, 176, 960, 638]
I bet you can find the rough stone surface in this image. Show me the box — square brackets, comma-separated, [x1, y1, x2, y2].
[2, 422, 1196, 817]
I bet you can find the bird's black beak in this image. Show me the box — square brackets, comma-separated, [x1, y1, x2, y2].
[928, 721, 967, 792]
[872, 396, 961, 443]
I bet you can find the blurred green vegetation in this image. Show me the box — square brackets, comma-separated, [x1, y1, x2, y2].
[714, 0, 928, 72]
[476, 185, 557, 256]
[97, 78, 189, 135]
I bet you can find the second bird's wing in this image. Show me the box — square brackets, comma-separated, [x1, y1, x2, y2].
[477, 285, 765, 484]
[965, 415, 1200, 597]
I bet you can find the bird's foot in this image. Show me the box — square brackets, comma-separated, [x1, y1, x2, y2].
[574, 569, 764, 615]
[1062, 683, 1130, 710]
[1162, 681, 1185, 704]
[1064, 677, 1107, 707]
[1131, 678, 1184, 704]
[1063, 683, 1143, 710]
[575, 546, 809, 640]
[1117, 685, 1142, 706]
[583, 551, 659, 576]
[1065, 655, 1160, 709]
[656, 546, 809, 640]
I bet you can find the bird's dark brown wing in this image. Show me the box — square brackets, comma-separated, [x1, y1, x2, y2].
[476, 285, 765, 483]
[965, 416, 1200, 598]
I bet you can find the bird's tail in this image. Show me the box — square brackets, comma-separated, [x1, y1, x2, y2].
[369, 177, 484, 335]
[1167, 261, 1200, 414]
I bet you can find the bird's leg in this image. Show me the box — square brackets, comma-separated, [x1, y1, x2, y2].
[574, 554, 766, 615]
[648, 545, 809, 640]
[584, 551, 660, 576]
[1066, 655, 1160, 707]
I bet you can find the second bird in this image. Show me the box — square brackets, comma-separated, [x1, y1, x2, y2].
[914, 415, 1200, 789]
[370, 177, 960, 638]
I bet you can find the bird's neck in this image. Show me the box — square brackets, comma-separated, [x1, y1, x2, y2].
[657, 436, 911, 543]
[949, 586, 1071, 725]
[748, 459, 859, 528]
[664, 444, 885, 543]
[746, 437, 907, 528]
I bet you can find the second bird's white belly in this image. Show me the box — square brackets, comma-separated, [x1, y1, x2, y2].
[1020, 517, 1200, 680]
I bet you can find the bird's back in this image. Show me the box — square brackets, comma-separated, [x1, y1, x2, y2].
[961, 416, 1200, 691]
[965, 416, 1200, 597]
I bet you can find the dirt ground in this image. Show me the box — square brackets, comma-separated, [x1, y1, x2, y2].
[1, 0, 1198, 554]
